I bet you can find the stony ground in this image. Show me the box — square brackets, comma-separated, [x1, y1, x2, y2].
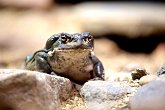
[0, 37, 165, 110]
[60, 80, 140, 110]
[0, 6, 165, 110]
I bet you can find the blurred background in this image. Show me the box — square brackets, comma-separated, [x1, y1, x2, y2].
[0, 0, 165, 78]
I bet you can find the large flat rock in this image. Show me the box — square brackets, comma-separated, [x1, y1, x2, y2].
[0, 69, 73, 110]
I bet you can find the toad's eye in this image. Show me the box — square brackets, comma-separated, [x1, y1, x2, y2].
[61, 35, 71, 43]
[83, 35, 93, 42]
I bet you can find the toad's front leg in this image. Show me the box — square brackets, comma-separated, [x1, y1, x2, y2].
[25, 49, 52, 74]
[91, 55, 105, 80]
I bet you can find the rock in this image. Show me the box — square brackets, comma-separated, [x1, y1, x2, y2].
[139, 75, 157, 85]
[0, 0, 53, 9]
[80, 81, 133, 110]
[131, 68, 148, 80]
[157, 63, 165, 76]
[158, 74, 165, 80]
[74, 2, 165, 38]
[81, 80, 132, 102]
[130, 75, 165, 110]
[0, 69, 73, 110]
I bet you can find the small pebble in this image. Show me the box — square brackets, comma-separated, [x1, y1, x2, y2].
[139, 75, 157, 85]
[131, 68, 149, 80]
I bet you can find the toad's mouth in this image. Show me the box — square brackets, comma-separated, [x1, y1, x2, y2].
[54, 46, 93, 51]
[48, 47, 93, 57]
[55, 48, 93, 52]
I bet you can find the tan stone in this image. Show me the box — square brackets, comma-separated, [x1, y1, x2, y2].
[0, 69, 73, 110]
[0, 0, 53, 9]
[139, 75, 157, 85]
